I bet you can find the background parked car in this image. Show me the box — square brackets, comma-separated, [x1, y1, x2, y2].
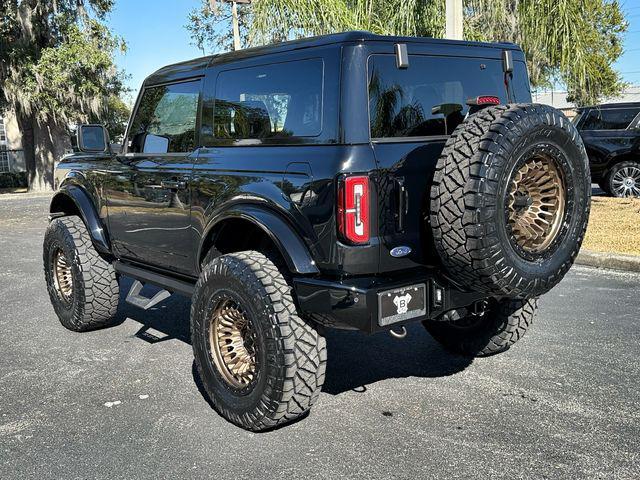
[574, 102, 640, 197]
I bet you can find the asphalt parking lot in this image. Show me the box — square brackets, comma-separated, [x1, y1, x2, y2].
[1, 194, 639, 480]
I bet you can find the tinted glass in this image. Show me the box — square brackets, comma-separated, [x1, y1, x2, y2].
[580, 108, 640, 130]
[80, 126, 106, 151]
[214, 59, 323, 141]
[368, 55, 527, 138]
[128, 80, 200, 153]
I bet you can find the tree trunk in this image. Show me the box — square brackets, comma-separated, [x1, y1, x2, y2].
[16, 111, 69, 192]
[15, 110, 37, 189]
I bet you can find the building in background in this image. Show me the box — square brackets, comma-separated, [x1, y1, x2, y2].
[0, 111, 25, 174]
[533, 86, 640, 119]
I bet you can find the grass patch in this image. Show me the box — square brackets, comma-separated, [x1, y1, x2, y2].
[583, 196, 640, 256]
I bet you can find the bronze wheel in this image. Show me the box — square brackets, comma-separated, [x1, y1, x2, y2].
[430, 104, 590, 298]
[209, 297, 258, 389]
[52, 248, 74, 304]
[44, 216, 119, 331]
[191, 251, 327, 431]
[507, 155, 566, 255]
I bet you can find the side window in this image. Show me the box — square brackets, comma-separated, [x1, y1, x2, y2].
[127, 80, 201, 154]
[213, 59, 323, 142]
[368, 55, 520, 139]
[581, 108, 640, 130]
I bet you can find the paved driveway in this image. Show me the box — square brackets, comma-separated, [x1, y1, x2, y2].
[0, 194, 638, 479]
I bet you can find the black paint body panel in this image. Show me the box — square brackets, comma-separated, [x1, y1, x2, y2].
[51, 32, 532, 332]
[574, 103, 640, 183]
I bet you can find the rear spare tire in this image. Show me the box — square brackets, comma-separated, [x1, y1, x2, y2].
[430, 104, 590, 298]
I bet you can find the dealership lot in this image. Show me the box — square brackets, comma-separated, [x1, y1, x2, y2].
[0, 195, 638, 480]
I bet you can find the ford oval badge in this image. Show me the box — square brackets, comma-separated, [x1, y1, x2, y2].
[390, 246, 412, 258]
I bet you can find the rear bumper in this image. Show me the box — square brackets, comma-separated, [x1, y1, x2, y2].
[293, 269, 487, 334]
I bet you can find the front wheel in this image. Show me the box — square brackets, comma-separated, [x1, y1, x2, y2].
[43, 216, 120, 331]
[191, 251, 327, 431]
[422, 297, 538, 357]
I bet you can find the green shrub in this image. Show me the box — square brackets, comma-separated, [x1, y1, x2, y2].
[0, 172, 28, 189]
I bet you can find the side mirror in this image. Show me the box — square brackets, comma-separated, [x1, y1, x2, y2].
[75, 124, 109, 153]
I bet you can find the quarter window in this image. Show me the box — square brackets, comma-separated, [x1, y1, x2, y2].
[127, 80, 201, 154]
[580, 108, 640, 130]
[213, 59, 324, 141]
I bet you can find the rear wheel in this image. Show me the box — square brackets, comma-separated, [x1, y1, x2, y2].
[191, 251, 326, 431]
[423, 298, 538, 357]
[43, 216, 120, 331]
[606, 161, 640, 198]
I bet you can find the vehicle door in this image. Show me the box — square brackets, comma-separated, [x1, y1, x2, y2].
[103, 79, 202, 275]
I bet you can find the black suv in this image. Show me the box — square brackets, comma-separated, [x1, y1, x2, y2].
[44, 32, 591, 431]
[574, 102, 640, 197]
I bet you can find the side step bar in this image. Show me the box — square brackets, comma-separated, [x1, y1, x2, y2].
[114, 261, 195, 297]
[125, 280, 171, 310]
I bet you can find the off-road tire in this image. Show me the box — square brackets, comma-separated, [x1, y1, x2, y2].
[430, 104, 591, 298]
[191, 251, 327, 431]
[43, 216, 120, 331]
[423, 297, 537, 357]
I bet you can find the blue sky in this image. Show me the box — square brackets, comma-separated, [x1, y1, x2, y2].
[109, 0, 640, 101]
[616, 0, 640, 86]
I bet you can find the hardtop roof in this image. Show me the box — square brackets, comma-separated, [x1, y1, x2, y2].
[577, 102, 640, 111]
[144, 31, 521, 86]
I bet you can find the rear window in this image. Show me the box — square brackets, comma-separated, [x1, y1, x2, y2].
[579, 108, 640, 130]
[368, 54, 530, 139]
[213, 59, 323, 142]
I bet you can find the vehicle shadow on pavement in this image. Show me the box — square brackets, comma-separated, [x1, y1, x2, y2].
[117, 278, 192, 344]
[118, 278, 473, 397]
[322, 325, 473, 395]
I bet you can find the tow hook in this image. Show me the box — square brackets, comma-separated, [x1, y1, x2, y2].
[389, 326, 407, 339]
[472, 300, 489, 316]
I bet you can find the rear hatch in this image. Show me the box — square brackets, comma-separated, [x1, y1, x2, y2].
[366, 46, 532, 273]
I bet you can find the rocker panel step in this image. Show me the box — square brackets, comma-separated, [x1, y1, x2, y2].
[114, 261, 195, 297]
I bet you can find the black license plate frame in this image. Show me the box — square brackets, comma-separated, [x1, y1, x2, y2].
[377, 283, 427, 326]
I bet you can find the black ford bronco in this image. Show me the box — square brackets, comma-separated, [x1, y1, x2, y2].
[44, 32, 591, 431]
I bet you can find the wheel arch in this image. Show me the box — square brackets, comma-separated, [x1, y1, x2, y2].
[198, 205, 319, 275]
[605, 151, 640, 172]
[49, 185, 111, 255]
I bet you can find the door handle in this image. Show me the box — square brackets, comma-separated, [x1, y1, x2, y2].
[396, 177, 409, 232]
[161, 179, 187, 190]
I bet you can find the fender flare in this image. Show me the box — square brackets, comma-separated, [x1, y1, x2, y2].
[49, 185, 111, 255]
[200, 205, 319, 275]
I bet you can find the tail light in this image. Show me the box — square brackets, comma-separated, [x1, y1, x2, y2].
[466, 95, 501, 106]
[337, 175, 370, 244]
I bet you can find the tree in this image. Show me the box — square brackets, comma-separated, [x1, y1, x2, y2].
[186, 0, 253, 54]
[0, 1, 128, 191]
[245, 0, 627, 107]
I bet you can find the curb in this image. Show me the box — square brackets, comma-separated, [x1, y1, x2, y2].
[575, 249, 640, 273]
[0, 192, 52, 200]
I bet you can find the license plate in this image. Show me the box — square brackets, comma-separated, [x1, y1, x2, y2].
[378, 283, 427, 326]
